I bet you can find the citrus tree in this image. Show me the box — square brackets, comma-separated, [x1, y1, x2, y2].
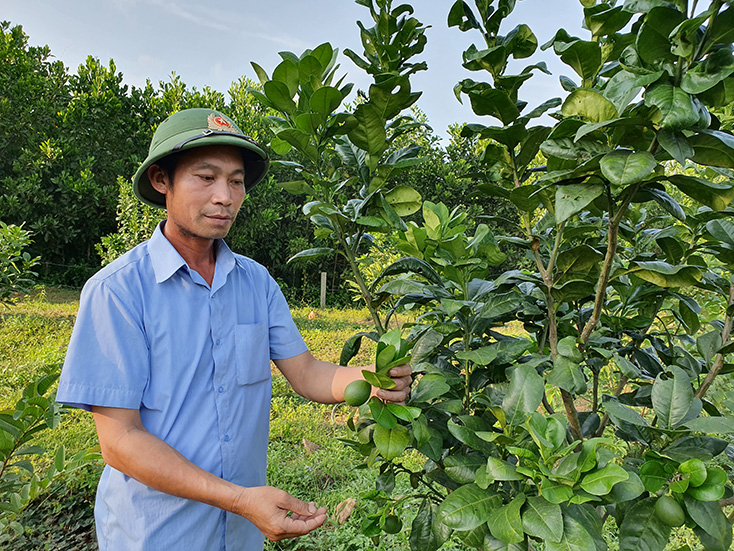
[249, 0, 427, 335]
[332, 1, 734, 550]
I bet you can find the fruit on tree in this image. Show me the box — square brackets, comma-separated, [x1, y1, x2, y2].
[654, 495, 685, 527]
[344, 379, 372, 406]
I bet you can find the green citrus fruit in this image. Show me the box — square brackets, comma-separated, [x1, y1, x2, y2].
[344, 379, 371, 406]
[383, 515, 402, 534]
[654, 495, 685, 527]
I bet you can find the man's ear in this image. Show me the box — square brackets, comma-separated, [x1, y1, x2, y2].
[148, 164, 170, 195]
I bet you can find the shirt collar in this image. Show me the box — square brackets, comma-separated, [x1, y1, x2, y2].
[149, 222, 240, 285]
[149, 222, 186, 284]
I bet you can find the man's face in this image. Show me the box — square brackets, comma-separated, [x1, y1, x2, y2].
[150, 145, 246, 241]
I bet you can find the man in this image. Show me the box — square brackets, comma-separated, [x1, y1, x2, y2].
[56, 108, 412, 550]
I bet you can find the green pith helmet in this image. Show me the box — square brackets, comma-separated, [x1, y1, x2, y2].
[132, 108, 269, 208]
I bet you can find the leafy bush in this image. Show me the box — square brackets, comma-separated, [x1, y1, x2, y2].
[0, 222, 38, 305]
[329, 1, 734, 551]
[0, 372, 99, 542]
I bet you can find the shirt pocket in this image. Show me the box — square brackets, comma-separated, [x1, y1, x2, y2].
[234, 322, 272, 386]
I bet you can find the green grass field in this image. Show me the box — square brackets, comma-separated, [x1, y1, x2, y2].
[0, 288, 460, 551]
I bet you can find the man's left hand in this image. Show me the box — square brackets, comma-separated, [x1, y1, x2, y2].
[375, 363, 412, 404]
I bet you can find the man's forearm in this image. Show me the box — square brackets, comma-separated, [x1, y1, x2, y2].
[274, 352, 412, 404]
[90, 406, 327, 541]
[92, 406, 240, 510]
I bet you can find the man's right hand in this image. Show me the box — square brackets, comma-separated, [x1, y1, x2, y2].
[232, 485, 327, 541]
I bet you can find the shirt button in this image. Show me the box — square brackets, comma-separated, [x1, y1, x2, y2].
[223, 435, 230, 442]
[215, 339, 221, 346]
[218, 386, 224, 393]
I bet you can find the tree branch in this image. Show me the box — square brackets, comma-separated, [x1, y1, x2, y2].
[695, 282, 734, 400]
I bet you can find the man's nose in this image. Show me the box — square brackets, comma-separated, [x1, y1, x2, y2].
[211, 179, 233, 205]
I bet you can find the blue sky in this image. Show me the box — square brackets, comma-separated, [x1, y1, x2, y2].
[2, 0, 582, 139]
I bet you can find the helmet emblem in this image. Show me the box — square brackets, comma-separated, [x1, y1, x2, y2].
[207, 113, 242, 134]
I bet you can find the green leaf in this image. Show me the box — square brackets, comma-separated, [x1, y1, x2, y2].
[679, 458, 707, 487]
[437, 483, 500, 531]
[277, 128, 318, 163]
[386, 403, 421, 423]
[375, 256, 442, 287]
[580, 464, 629, 496]
[697, 330, 723, 365]
[600, 150, 657, 189]
[373, 423, 411, 460]
[467, 88, 520, 125]
[349, 103, 386, 157]
[555, 183, 604, 223]
[278, 180, 314, 196]
[686, 467, 727, 501]
[635, 7, 685, 64]
[585, 5, 633, 39]
[448, 1, 481, 32]
[410, 499, 450, 551]
[54, 444, 65, 472]
[628, 261, 702, 288]
[683, 416, 734, 434]
[385, 185, 422, 216]
[309, 86, 343, 118]
[369, 76, 413, 120]
[410, 373, 450, 403]
[684, 495, 732, 550]
[503, 24, 538, 59]
[667, 174, 734, 210]
[502, 364, 545, 427]
[444, 454, 486, 484]
[455, 346, 498, 366]
[549, 32, 602, 82]
[250, 61, 269, 84]
[619, 498, 671, 551]
[603, 71, 663, 113]
[652, 365, 695, 429]
[657, 129, 694, 165]
[561, 88, 619, 123]
[681, 49, 734, 95]
[271, 58, 299, 97]
[690, 130, 734, 169]
[656, 186, 686, 222]
[645, 84, 706, 130]
[603, 395, 650, 427]
[263, 80, 297, 115]
[622, 0, 682, 13]
[479, 292, 521, 319]
[546, 513, 598, 551]
[286, 247, 334, 263]
[448, 417, 496, 454]
[547, 356, 587, 395]
[609, 470, 646, 502]
[298, 55, 323, 89]
[485, 457, 522, 482]
[368, 397, 398, 429]
[614, 355, 641, 378]
[540, 477, 574, 503]
[521, 496, 563, 543]
[488, 495, 526, 544]
[706, 219, 734, 247]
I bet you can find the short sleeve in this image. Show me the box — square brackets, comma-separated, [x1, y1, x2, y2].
[56, 277, 150, 411]
[265, 275, 308, 360]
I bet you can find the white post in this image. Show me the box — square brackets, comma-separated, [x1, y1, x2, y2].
[320, 272, 327, 309]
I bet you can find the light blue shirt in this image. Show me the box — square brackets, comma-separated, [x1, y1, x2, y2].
[56, 223, 308, 551]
